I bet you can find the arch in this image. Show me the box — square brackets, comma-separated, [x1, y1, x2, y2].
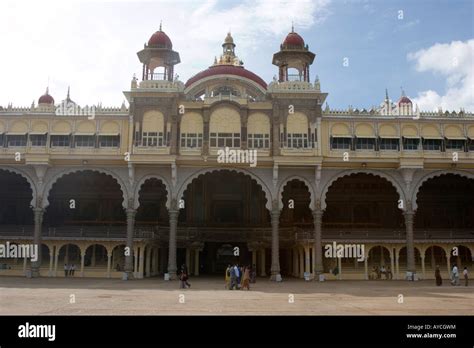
[444, 125, 464, 138]
[84, 243, 109, 266]
[180, 112, 203, 133]
[57, 243, 82, 263]
[42, 168, 129, 209]
[331, 123, 351, 136]
[51, 121, 72, 134]
[320, 170, 405, 211]
[378, 124, 398, 137]
[355, 123, 375, 137]
[421, 125, 442, 138]
[177, 168, 272, 211]
[287, 112, 308, 133]
[143, 111, 164, 132]
[401, 125, 418, 137]
[467, 126, 474, 138]
[76, 120, 96, 134]
[411, 170, 474, 210]
[100, 121, 120, 135]
[0, 120, 5, 133]
[278, 175, 315, 211]
[0, 166, 37, 207]
[133, 174, 171, 210]
[247, 112, 270, 134]
[209, 107, 241, 133]
[9, 120, 28, 133]
[31, 121, 48, 134]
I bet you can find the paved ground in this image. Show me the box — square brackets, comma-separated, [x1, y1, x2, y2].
[0, 276, 473, 315]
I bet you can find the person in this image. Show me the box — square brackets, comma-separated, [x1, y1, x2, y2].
[242, 266, 250, 290]
[463, 267, 468, 286]
[451, 265, 459, 286]
[229, 264, 237, 290]
[70, 264, 75, 276]
[179, 266, 191, 289]
[435, 265, 442, 286]
[386, 266, 393, 280]
[250, 264, 257, 284]
[380, 265, 386, 279]
[64, 264, 68, 277]
[225, 264, 231, 289]
[234, 264, 241, 289]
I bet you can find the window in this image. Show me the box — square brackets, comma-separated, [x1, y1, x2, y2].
[210, 133, 240, 148]
[180, 133, 203, 149]
[445, 139, 465, 151]
[99, 135, 120, 148]
[0, 134, 4, 147]
[50, 135, 70, 147]
[142, 132, 164, 147]
[403, 138, 419, 150]
[248, 134, 269, 149]
[75, 135, 95, 148]
[379, 138, 399, 151]
[355, 137, 375, 150]
[30, 134, 47, 147]
[469, 139, 474, 152]
[7, 135, 27, 147]
[331, 137, 351, 150]
[422, 139, 442, 151]
[287, 133, 308, 149]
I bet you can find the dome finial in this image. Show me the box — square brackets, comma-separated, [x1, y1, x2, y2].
[385, 88, 389, 101]
[291, 21, 294, 33]
[400, 86, 406, 97]
[159, 20, 162, 31]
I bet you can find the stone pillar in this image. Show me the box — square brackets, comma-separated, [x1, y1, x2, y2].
[146, 246, 152, 278]
[395, 249, 400, 280]
[404, 209, 416, 276]
[23, 254, 27, 275]
[364, 255, 368, 280]
[133, 246, 139, 275]
[312, 247, 316, 277]
[153, 248, 159, 276]
[31, 208, 44, 277]
[138, 246, 145, 279]
[312, 209, 324, 274]
[337, 255, 342, 280]
[49, 246, 55, 277]
[299, 248, 304, 278]
[260, 249, 266, 277]
[390, 247, 395, 280]
[167, 209, 179, 280]
[421, 254, 425, 279]
[80, 252, 85, 277]
[107, 252, 112, 278]
[380, 246, 385, 266]
[91, 244, 96, 267]
[54, 247, 59, 277]
[270, 207, 280, 280]
[293, 248, 298, 277]
[194, 249, 200, 276]
[125, 209, 136, 279]
[446, 253, 451, 277]
[186, 248, 191, 273]
[304, 246, 310, 275]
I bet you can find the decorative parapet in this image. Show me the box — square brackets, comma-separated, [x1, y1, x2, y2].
[267, 81, 319, 93]
[135, 79, 184, 92]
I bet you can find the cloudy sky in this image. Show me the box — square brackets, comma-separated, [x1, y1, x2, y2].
[0, 0, 472, 111]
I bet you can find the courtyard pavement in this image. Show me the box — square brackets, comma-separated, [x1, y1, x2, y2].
[0, 276, 473, 315]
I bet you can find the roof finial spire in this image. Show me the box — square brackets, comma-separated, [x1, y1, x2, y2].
[385, 88, 389, 101]
[291, 21, 294, 32]
[67, 86, 70, 99]
[400, 86, 406, 97]
[159, 20, 162, 31]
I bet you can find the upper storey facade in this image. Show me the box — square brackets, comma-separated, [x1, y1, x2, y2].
[0, 28, 473, 170]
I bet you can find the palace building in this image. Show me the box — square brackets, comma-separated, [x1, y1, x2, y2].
[0, 27, 473, 281]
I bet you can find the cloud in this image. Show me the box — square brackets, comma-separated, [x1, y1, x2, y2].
[0, 0, 331, 106]
[407, 39, 474, 112]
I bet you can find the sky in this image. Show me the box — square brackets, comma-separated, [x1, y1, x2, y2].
[0, 0, 472, 111]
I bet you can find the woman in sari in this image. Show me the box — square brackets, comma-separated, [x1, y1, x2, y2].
[242, 266, 250, 290]
[225, 264, 231, 289]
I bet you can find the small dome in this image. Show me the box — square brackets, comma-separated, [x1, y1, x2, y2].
[148, 30, 172, 48]
[224, 32, 234, 44]
[38, 88, 54, 105]
[398, 96, 412, 104]
[283, 31, 305, 48]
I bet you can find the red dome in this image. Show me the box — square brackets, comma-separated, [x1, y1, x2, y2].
[38, 90, 54, 105]
[398, 96, 412, 104]
[283, 32, 305, 47]
[148, 30, 172, 48]
[185, 65, 267, 89]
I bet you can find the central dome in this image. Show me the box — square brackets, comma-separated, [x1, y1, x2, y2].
[148, 30, 172, 48]
[282, 31, 305, 48]
[185, 65, 267, 89]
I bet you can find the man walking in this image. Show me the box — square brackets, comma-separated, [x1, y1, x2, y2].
[463, 267, 468, 286]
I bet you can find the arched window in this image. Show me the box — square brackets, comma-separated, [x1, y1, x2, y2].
[286, 112, 309, 149]
[247, 113, 270, 149]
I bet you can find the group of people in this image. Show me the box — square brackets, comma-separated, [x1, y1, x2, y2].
[63, 264, 76, 277]
[369, 265, 393, 280]
[225, 264, 256, 290]
[436, 265, 469, 286]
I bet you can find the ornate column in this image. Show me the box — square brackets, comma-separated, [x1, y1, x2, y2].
[31, 208, 44, 277]
[364, 255, 368, 280]
[312, 207, 324, 275]
[395, 249, 400, 280]
[299, 248, 304, 278]
[107, 252, 112, 278]
[48, 246, 55, 277]
[80, 251, 85, 277]
[167, 209, 179, 280]
[421, 254, 425, 279]
[304, 246, 310, 275]
[270, 203, 281, 280]
[124, 208, 136, 279]
[404, 207, 416, 277]
[293, 248, 298, 276]
[146, 246, 152, 278]
[260, 249, 266, 277]
[390, 247, 395, 280]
